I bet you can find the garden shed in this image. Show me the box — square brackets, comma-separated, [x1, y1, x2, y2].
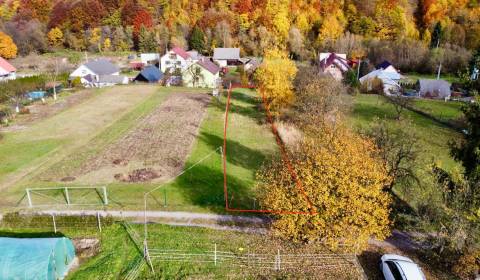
[0, 237, 76, 280]
[134, 65, 163, 83]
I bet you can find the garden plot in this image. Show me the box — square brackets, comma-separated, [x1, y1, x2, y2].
[72, 92, 211, 184]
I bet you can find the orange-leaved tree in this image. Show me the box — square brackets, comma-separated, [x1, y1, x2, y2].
[257, 123, 392, 252]
[0, 32, 18, 59]
[254, 49, 297, 112]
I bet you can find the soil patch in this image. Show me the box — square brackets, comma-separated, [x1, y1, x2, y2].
[74, 92, 211, 184]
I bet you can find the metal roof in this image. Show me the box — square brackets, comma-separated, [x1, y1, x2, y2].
[84, 59, 120, 75]
[213, 48, 240, 60]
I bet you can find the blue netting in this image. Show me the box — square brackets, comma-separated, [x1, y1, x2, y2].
[0, 237, 76, 280]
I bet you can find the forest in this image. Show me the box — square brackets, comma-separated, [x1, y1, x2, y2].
[0, 0, 480, 73]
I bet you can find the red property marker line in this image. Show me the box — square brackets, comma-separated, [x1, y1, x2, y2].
[222, 84, 317, 215]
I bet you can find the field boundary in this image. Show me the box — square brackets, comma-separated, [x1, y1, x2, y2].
[222, 85, 317, 215]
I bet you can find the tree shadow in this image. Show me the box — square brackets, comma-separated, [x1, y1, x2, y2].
[197, 131, 270, 171]
[212, 90, 265, 124]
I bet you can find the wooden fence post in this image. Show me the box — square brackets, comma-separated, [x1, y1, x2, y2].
[214, 243, 217, 266]
[97, 212, 102, 232]
[52, 214, 57, 233]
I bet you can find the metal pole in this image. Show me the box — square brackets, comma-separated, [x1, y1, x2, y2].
[357, 59, 361, 80]
[26, 189, 32, 207]
[164, 189, 167, 207]
[277, 249, 281, 271]
[52, 214, 57, 233]
[214, 243, 217, 266]
[97, 212, 102, 232]
[65, 187, 70, 205]
[103, 187, 108, 205]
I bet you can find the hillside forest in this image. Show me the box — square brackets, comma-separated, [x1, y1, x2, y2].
[0, 0, 480, 74]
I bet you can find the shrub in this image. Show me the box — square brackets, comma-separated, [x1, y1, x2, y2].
[453, 249, 480, 280]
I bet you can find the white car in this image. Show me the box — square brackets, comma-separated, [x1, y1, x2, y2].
[380, 254, 426, 280]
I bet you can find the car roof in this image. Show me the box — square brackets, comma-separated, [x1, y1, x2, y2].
[394, 260, 423, 280]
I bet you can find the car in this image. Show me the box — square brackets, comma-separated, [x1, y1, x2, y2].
[380, 254, 426, 280]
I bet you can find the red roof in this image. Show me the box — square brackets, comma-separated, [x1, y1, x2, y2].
[196, 58, 220, 74]
[172, 47, 190, 60]
[0, 57, 16, 72]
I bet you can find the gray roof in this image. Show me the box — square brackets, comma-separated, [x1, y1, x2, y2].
[213, 48, 240, 60]
[84, 59, 120, 75]
[98, 75, 126, 83]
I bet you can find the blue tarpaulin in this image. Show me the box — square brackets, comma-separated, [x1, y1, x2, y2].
[27, 91, 46, 100]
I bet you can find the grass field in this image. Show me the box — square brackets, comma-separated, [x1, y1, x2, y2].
[349, 94, 463, 209]
[0, 86, 276, 213]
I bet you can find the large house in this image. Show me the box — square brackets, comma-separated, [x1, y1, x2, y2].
[213, 48, 240, 67]
[0, 57, 16, 81]
[182, 58, 221, 88]
[360, 62, 403, 95]
[160, 47, 199, 74]
[318, 53, 351, 81]
[70, 59, 126, 87]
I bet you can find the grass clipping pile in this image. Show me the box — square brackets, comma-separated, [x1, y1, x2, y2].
[76, 92, 210, 184]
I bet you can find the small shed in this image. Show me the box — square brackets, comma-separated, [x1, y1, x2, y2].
[134, 65, 163, 83]
[418, 79, 451, 99]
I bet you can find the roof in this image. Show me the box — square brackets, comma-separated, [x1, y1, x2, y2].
[376, 60, 392, 70]
[360, 69, 402, 83]
[97, 75, 127, 83]
[134, 65, 163, 82]
[84, 59, 120, 75]
[319, 53, 351, 72]
[419, 79, 451, 90]
[0, 57, 16, 73]
[172, 47, 190, 60]
[196, 58, 220, 74]
[213, 48, 240, 60]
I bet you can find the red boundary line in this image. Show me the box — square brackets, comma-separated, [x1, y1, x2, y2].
[223, 84, 317, 215]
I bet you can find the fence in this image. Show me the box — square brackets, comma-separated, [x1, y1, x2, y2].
[24, 186, 108, 208]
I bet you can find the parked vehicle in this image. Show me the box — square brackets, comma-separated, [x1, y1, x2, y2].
[380, 254, 426, 280]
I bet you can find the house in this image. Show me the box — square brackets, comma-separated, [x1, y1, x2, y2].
[418, 79, 451, 99]
[160, 47, 196, 74]
[318, 53, 351, 81]
[376, 60, 399, 73]
[240, 58, 260, 72]
[182, 58, 221, 88]
[213, 48, 241, 67]
[0, 57, 16, 81]
[83, 74, 129, 88]
[360, 67, 403, 95]
[140, 53, 160, 65]
[134, 65, 163, 83]
[70, 59, 121, 86]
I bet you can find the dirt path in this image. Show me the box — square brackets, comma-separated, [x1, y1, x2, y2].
[72, 92, 211, 184]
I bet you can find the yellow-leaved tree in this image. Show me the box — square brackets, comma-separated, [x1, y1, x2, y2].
[0, 31, 17, 59]
[254, 49, 297, 112]
[257, 123, 392, 252]
[47, 28, 64, 47]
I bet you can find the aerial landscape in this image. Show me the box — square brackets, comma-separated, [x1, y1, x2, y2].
[0, 0, 479, 279]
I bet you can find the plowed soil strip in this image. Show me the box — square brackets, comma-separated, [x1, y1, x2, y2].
[74, 92, 211, 184]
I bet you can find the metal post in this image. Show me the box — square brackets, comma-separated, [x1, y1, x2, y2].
[26, 189, 32, 207]
[65, 188, 70, 205]
[277, 249, 281, 270]
[214, 243, 217, 266]
[103, 187, 108, 205]
[164, 189, 167, 207]
[97, 212, 102, 232]
[52, 215, 57, 233]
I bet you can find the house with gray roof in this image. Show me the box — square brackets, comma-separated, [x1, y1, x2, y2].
[418, 79, 451, 99]
[70, 58, 125, 87]
[213, 48, 241, 67]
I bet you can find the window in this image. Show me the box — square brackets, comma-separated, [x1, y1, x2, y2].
[165, 61, 170, 65]
[169, 54, 176, 60]
[386, 261, 404, 280]
[176, 61, 181, 65]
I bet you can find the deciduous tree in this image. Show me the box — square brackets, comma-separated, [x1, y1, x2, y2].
[47, 27, 63, 47]
[0, 31, 18, 58]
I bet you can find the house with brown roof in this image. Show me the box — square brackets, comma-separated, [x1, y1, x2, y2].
[318, 53, 351, 81]
[160, 47, 201, 74]
[182, 58, 221, 88]
[0, 57, 16, 81]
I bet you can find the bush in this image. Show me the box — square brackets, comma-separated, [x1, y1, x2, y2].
[71, 76, 82, 88]
[453, 249, 480, 280]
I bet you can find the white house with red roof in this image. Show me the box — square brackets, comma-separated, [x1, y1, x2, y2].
[182, 58, 221, 88]
[0, 57, 16, 81]
[318, 52, 351, 81]
[160, 47, 200, 74]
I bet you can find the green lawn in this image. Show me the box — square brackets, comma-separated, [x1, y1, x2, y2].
[349, 94, 463, 208]
[411, 98, 465, 123]
[1, 87, 276, 213]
